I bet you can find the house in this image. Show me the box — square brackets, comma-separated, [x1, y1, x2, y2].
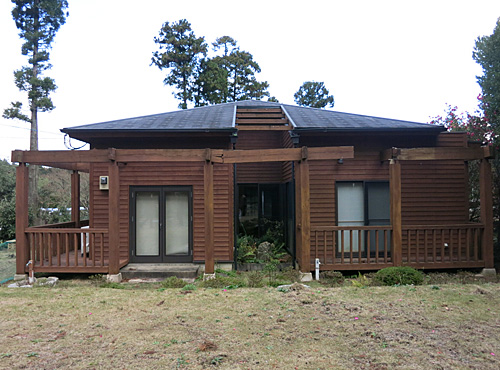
[12, 100, 495, 281]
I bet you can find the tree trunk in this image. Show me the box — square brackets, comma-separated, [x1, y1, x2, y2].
[30, 0, 40, 225]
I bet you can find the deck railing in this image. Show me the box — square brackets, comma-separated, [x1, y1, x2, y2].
[311, 226, 393, 270]
[311, 223, 485, 270]
[25, 220, 108, 273]
[402, 224, 485, 268]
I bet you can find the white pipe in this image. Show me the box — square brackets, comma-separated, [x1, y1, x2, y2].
[315, 258, 321, 280]
[26, 260, 35, 284]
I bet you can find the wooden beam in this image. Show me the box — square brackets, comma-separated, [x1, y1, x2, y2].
[115, 149, 222, 163]
[389, 159, 402, 266]
[36, 162, 90, 172]
[71, 171, 80, 228]
[204, 161, 215, 274]
[480, 159, 494, 268]
[15, 163, 29, 275]
[12, 149, 110, 164]
[212, 146, 354, 164]
[236, 118, 288, 124]
[108, 162, 120, 275]
[12, 146, 354, 166]
[381, 147, 490, 161]
[236, 125, 291, 131]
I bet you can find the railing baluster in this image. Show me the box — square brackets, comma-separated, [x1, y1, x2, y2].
[466, 228, 471, 262]
[57, 233, 61, 267]
[375, 230, 379, 264]
[458, 229, 462, 262]
[83, 232, 87, 267]
[449, 229, 453, 262]
[74, 233, 78, 267]
[441, 229, 445, 262]
[416, 230, 420, 264]
[474, 228, 479, 261]
[349, 230, 353, 264]
[340, 231, 344, 264]
[366, 230, 370, 264]
[424, 229, 428, 263]
[432, 230, 437, 263]
[65, 233, 69, 267]
[323, 230, 327, 265]
[100, 233, 104, 267]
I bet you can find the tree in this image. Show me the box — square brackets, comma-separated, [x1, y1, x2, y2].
[430, 103, 497, 236]
[0, 160, 16, 241]
[3, 0, 69, 223]
[473, 18, 500, 131]
[152, 26, 271, 107]
[472, 18, 500, 260]
[152, 19, 208, 109]
[294, 81, 334, 108]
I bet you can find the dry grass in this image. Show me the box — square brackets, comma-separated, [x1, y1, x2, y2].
[1, 279, 500, 369]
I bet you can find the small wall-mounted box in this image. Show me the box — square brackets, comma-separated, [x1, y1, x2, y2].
[99, 176, 109, 190]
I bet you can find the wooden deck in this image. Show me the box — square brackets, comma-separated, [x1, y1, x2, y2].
[23, 223, 127, 274]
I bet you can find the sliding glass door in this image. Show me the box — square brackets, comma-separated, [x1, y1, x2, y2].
[130, 186, 192, 263]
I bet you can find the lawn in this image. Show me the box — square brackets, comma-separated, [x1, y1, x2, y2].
[1, 277, 500, 369]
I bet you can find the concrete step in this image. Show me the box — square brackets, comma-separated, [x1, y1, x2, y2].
[120, 263, 200, 280]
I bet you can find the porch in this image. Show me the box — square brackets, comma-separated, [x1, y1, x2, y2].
[12, 144, 495, 278]
[24, 220, 127, 273]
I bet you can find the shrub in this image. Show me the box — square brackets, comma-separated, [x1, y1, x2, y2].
[198, 275, 246, 289]
[319, 270, 345, 286]
[161, 276, 188, 289]
[245, 271, 265, 287]
[236, 235, 258, 263]
[279, 266, 302, 283]
[374, 267, 424, 286]
[181, 284, 196, 291]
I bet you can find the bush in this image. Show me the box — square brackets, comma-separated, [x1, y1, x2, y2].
[182, 283, 196, 291]
[319, 271, 345, 286]
[374, 267, 424, 286]
[279, 266, 302, 283]
[161, 276, 188, 289]
[245, 271, 265, 287]
[198, 275, 246, 289]
[236, 235, 258, 263]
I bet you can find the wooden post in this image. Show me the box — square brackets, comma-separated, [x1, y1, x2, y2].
[390, 159, 402, 266]
[15, 163, 29, 275]
[108, 162, 120, 274]
[71, 170, 80, 227]
[479, 158, 494, 268]
[204, 160, 215, 274]
[296, 159, 311, 272]
[294, 162, 302, 268]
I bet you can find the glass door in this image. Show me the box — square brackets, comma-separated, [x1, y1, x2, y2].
[130, 186, 192, 263]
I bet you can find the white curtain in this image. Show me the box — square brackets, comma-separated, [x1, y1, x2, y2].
[136, 192, 160, 256]
[165, 192, 189, 255]
[337, 182, 364, 252]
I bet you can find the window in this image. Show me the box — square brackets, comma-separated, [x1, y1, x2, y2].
[336, 181, 390, 254]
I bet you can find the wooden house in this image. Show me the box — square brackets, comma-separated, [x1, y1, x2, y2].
[12, 100, 495, 280]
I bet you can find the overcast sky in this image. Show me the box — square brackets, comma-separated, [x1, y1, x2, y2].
[1, 0, 500, 160]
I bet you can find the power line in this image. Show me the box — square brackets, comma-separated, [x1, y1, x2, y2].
[0, 122, 63, 137]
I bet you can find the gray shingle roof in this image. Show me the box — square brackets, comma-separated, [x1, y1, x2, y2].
[61, 100, 444, 134]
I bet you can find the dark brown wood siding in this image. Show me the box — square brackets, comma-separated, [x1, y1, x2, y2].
[282, 131, 294, 183]
[90, 161, 233, 263]
[235, 131, 285, 183]
[300, 131, 469, 261]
